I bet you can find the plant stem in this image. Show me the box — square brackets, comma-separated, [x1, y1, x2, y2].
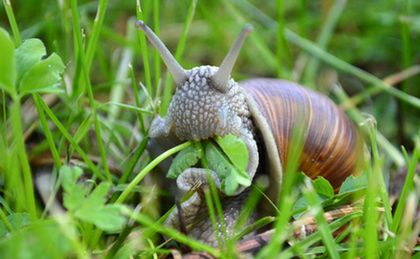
[116, 141, 192, 203]
[11, 97, 37, 219]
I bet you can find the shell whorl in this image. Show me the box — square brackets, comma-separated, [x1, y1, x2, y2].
[241, 78, 362, 190]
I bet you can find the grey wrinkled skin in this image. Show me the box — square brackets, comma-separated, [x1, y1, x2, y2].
[150, 66, 260, 245]
[150, 66, 254, 141]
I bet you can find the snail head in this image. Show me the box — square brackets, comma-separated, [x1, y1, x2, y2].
[136, 21, 252, 140]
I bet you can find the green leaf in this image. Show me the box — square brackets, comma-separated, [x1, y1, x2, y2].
[84, 181, 110, 205]
[59, 165, 83, 191]
[223, 172, 239, 196]
[215, 134, 248, 171]
[15, 38, 46, 84]
[0, 28, 16, 95]
[63, 184, 89, 211]
[74, 182, 126, 232]
[312, 176, 335, 198]
[0, 213, 31, 237]
[338, 174, 368, 194]
[205, 142, 251, 196]
[76, 204, 126, 232]
[292, 192, 328, 219]
[60, 177, 126, 232]
[167, 144, 202, 179]
[0, 220, 72, 259]
[60, 165, 89, 211]
[205, 142, 231, 179]
[18, 53, 65, 96]
[292, 196, 309, 219]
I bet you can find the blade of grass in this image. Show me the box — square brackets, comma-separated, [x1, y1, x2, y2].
[275, 0, 292, 78]
[302, 179, 340, 259]
[285, 30, 420, 109]
[1, 130, 26, 213]
[0, 207, 13, 232]
[32, 94, 62, 169]
[117, 136, 149, 185]
[152, 0, 161, 93]
[32, 96, 63, 219]
[0, 1, 33, 217]
[2, 0, 21, 45]
[209, 183, 236, 257]
[399, 0, 412, 95]
[340, 65, 420, 110]
[277, 213, 362, 258]
[116, 141, 192, 203]
[390, 135, 420, 233]
[303, 0, 347, 85]
[10, 98, 37, 219]
[136, 0, 153, 97]
[257, 113, 307, 257]
[35, 93, 104, 180]
[1, 90, 6, 142]
[223, 1, 281, 74]
[104, 224, 136, 259]
[395, 192, 417, 258]
[200, 151, 231, 252]
[333, 85, 405, 166]
[367, 119, 393, 230]
[236, 216, 275, 241]
[203, 188, 224, 249]
[363, 123, 382, 259]
[85, 0, 109, 72]
[129, 65, 146, 134]
[70, 0, 111, 181]
[108, 19, 135, 123]
[122, 207, 219, 257]
[102, 102, 152, 115]
[345, 220, 362, 259]
[160, 0, 198, 115]
[234, 184, 265, 238]
[67, 113, 92, 156]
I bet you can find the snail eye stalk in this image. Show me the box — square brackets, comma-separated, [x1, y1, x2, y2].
[211, 24, 253, 92]
[136, 20, 187, 86]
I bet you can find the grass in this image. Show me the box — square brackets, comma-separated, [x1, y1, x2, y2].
[0, 0, 419, 258]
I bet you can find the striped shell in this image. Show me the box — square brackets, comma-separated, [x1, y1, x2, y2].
[241, 78, 362, 190]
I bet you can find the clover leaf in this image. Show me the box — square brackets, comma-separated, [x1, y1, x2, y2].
[0, 28, 65, 98]
[167, 144, 203, 179]
[60, 166, 126, 232]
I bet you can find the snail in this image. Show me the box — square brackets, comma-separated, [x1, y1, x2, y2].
[137, 21, 363, 246]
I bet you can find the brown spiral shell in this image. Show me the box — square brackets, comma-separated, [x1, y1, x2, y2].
[240, 78, 362, 190]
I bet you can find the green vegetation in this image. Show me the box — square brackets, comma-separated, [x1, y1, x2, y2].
[168, 135, 251, 195]
[0, 0, 419, 258]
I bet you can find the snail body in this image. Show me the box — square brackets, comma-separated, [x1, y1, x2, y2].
[137, 21, 362, 245]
